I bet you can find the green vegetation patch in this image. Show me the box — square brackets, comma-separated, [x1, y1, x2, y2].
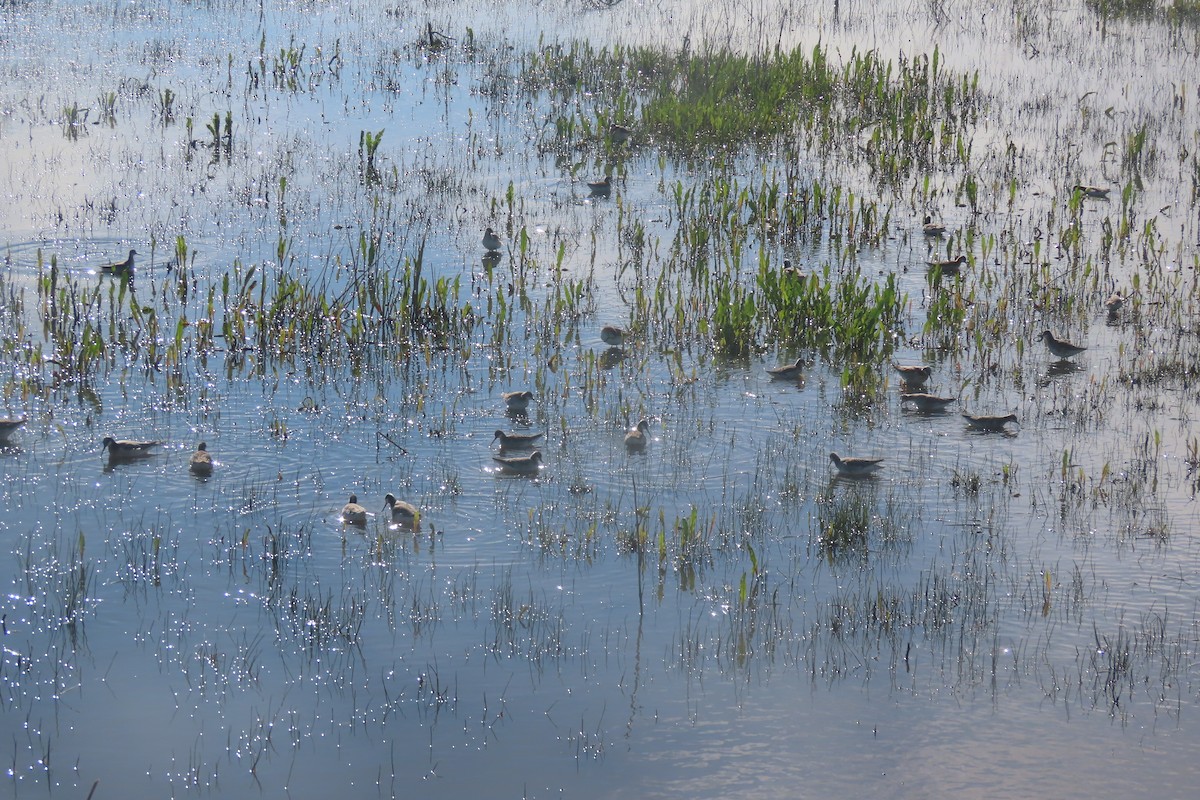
[526, 41, 980, 176]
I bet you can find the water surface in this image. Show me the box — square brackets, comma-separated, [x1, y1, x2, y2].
[3, 0, 1200, 797]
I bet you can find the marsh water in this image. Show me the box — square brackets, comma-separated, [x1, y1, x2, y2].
[3, 0, 1200, 797]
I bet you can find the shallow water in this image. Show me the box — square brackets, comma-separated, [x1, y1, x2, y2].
[3, 0, 1200, 797]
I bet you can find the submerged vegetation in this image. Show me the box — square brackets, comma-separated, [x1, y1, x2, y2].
[3, 0, 1200, 796]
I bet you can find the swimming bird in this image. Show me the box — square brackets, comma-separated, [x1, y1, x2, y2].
[341, 494, 368, 525]
[483, 227, 502, 252]
[189, 442, 214, 476]
[1037, 330, 1087, 359]
[492, 449, 544, 475]
[99, 249, 138, 275]
[928, 255, 967, 275]
[102, 436, 161, 459]
[922, 215, 945, 237]
[829, 452, 884, 477]
[0, 417, 27, 441]
[492, 429, 544, 450]
[766, 358, 805, 380]
[384, 494, 420, 528]
[502, 390, 534, 412]
[893, 363, 932, 388]
[608, 123, 632, 145]
[624, 419, 650, 451]
[1104, 291, 1125, 315]
[962, 412, 1019, 432]
[901, 393, 956, 412]
[587, 175, 612, 197]
[600, 325, 630, 347]
[1074, 184, 1110, 199]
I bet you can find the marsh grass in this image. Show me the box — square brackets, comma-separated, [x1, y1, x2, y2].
[4, 4, 1200, 795]
[113, 528, 176, 588]
[12, 530, 95, 655]
[27, 232, 478, 389]
[60, 103, 88, 140]
[817, 489, 872, 560]
[1088, 0, 1200, 26]
[275, 587, 367, 654]
[527, 42, 979, 176]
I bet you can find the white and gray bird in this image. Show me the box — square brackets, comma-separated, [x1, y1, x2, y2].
[829, 452, 884, 477]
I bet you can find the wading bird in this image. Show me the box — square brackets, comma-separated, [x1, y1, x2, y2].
[384, 494, 419, 528]
[901, 393, 956, 413]
[1037, 330, 1087, 359]
[624, 419, 650, 452]
[341, 494, 368, 525]
[100, 249, 138, 275]
[492, 429, 545, 450]
[893, 364, 932, 388]
[766, 358, 805, 380]
[483, 227, 502, 252]
[493, 450, 544, 476]
[102, 436, 161, 459]
[189, 442, 214, 476]
[962, 412, 1019, 432]
[502, 391, 534, 413]
[829, 452, 884, 477]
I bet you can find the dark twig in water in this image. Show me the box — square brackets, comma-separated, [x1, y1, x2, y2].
[377, 432, 408, 455]
[423, 23, 454, 50]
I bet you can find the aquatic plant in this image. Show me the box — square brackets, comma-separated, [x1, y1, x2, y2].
[96, 91, 117, 125]
[61, 103, 89, 140]
[526, 41, 980, 178]
[156, 87, 175, 124]
[4, 4, 1200, 795]
[817, 489, 872, 561]
[1087, 0, 1200, 26]
[359, 128, 385, 185]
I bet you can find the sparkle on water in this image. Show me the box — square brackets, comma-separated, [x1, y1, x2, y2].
[2, 1, 1200, 798]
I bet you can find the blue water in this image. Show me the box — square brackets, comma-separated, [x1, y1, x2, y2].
[3, 0, 1200, 797]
